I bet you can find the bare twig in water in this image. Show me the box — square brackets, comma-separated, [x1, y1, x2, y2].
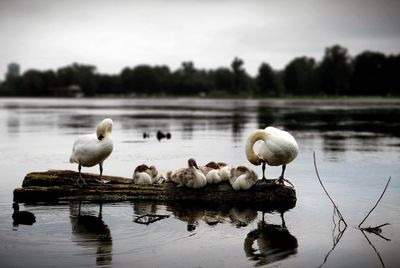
[358, 177, 391, 228]
[318, 207, 347, 268]
[361, 223, 391, 241]
[313, 151, 347, 227]
[314, 152, 391, 267]
[134, 214, 170, 225]
[360, 230, 386, 268]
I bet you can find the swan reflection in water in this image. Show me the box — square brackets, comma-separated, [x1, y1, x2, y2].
[244, 212, 298, 266]
[166, 204, 258, 231]
[130, 201, 297, 265]
[69, 202, 112, 266]
[131, 201, 258, 231]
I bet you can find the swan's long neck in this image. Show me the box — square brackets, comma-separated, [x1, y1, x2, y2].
[96, 119, 113, 140]
[97, 128, 112, 140]
[245, 129, 269, 165]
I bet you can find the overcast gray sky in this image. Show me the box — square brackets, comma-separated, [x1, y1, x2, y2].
[0, 0, 399, 78]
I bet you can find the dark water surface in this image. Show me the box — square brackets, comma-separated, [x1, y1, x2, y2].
[0, 97, 399, 267]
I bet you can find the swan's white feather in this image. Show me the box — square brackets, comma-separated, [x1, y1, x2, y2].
[206, 169, 222, 184]
[134, 172, 152, 184]
[246, 126, 298, 167]
[69, 133, 113, 167]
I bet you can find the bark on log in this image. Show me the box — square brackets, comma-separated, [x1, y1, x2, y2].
[13, 170, 297, 210]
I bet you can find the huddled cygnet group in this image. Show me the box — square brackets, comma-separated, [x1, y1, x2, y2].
[70, 118, 299, 190]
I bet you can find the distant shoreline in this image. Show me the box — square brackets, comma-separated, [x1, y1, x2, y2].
[1, 95, 400, 103]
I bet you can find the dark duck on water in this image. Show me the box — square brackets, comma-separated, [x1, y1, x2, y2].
[12, 202, 36, 225]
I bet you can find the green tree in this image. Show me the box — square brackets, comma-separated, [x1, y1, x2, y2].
[152, 65, 171, 94]
[381, 54, 400, 96]
[256, 63, 281, 96]
[120, 67, 134, 94]
[283, 57, 316, 95]
[131, 65, 160, 94]
[231, 57, 247, 93]
[317, 45, 352, 95]
[171, 61, 212, 95]
[21, 70, 45, 96]
[56, 63, 97, 96]
[209, 67, 233, 92]
[96, 74, 122, 95]
[350, 51, 386, 95]
[0, 74, 22, 95]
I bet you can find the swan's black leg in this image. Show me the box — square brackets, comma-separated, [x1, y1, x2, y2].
[99, 163, 103, 178]
[277, 165, 295, 187]
[96, 163, 110, 184]
[99, 202, 103, 218]
[78, 201, 82, 216]
[277, 165, 286, 184]
[77, 164, 86, 186]
[261, 162, 266, 181]
[280, 211, 286, 228]
[256, 162, 268, 186]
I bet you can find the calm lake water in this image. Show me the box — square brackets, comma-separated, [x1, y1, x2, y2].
[0, 97, 399, 268]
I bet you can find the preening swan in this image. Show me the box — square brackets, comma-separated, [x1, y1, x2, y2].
[205, 162, 232, 184]
[245, 126, 298, 185]
[199, 161, 220, 184]
[229, 166, 258, 190]
[168, 158, 207, 189]
[199, 161, 219, 176]
[133, 164, 165, 184]
[69, 118, 114, 185]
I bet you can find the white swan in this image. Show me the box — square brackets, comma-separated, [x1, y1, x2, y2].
[219, 164, 233, 181]
[206, 162, 232, 184]
[245, 126, 298, 184]
[206, 169, 222, 184]
[229, 166, 258, 190]
[168, 158, 207, 189]
[198, 161, 218, 175]
[69, 118, 114, 185]
[133, 164, 165, 184]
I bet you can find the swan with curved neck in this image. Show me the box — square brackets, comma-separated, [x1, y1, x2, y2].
[245, 126, 298, 185]
[69, 118, 114, 185]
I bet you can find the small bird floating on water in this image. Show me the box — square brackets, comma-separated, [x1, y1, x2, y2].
[12, 202, 36, 225]
[69, 118, 114, 185]
[245, 126, 298, 186]
[157, 130, 171, 141]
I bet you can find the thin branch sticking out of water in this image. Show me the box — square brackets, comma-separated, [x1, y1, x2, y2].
[313, 151, 347, 227]
[358, 177, 391, 228]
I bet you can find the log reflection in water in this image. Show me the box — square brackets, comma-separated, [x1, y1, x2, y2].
[69, 202, 112, 266]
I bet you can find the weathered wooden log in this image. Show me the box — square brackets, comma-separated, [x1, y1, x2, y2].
[13, 170, 297, 210]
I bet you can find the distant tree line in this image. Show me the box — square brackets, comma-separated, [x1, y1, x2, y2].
[1, 45, 399, 97]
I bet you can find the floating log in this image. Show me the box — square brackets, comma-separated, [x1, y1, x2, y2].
[13, 170, 297, 210]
